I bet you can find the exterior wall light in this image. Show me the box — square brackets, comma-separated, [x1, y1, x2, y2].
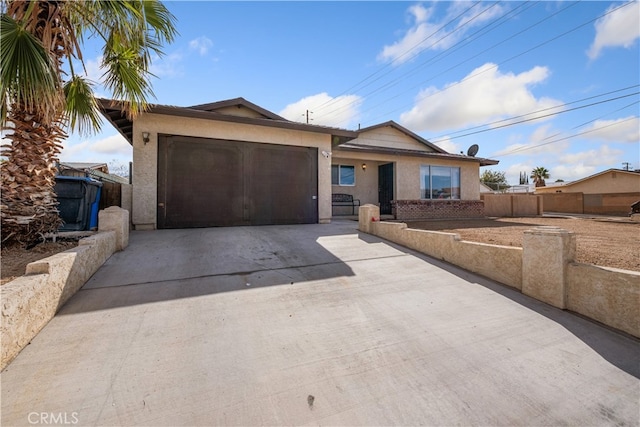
[142, 132, 150, 144]
[362, 163, 367, 171]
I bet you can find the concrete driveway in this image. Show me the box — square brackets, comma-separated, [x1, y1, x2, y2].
[2, 220, 638, 426]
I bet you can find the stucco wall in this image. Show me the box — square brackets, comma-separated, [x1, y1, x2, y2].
[567, 264, 640, 338]
[355, 126, 436, 152]
[331, 160, 381, 209]
[535, 171, 640, 194]
[134, 113, 333, 228]
[368, 218, 523, 289]
[359, 205, 639, 338]
[332, 150, 481, 207]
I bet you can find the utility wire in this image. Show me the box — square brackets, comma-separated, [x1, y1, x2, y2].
[323, 0, 631, 128]
[428, 86, 640, 143]
[493, 116, 637, 157]
[313, 1, 483, 113]
[316, 0, 539, 121]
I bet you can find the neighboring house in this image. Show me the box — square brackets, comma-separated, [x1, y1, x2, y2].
[99, 97, 497, 230]
[59, 162, 109, 177]
[479, 182, 495, 193]
[535, 169, 640, 215]
[534, 169, 640, 194]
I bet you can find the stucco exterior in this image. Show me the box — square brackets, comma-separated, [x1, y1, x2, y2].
[332, 124, 483, 205]
[100, 98, 497, 227]
[133, 113, 333, 229]
[535, 169, 640, 194]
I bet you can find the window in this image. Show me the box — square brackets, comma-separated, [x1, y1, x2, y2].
[420, 165, 460, 199]
[332, 165, 355, 186]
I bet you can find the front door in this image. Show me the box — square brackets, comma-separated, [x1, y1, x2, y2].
[378, 163, 394, 215]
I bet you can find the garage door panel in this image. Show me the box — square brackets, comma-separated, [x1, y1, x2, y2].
[159, 136, 244, 228]
[158, 135, 318, 228]
[247, 144, 317, 225]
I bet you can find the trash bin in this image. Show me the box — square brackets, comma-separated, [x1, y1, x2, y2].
[55, 176, 103, 231]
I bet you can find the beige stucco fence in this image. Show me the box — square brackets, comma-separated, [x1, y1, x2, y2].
[1, 207, 130, 370]
[359, 204, 640, 338]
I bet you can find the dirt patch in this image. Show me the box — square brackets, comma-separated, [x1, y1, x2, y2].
[405, 216, 639, 272]
[1, 241, 78, 285]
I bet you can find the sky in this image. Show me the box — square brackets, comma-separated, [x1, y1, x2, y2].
[59, 0, 640, 185]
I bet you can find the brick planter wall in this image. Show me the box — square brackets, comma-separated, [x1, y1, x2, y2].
[392, 199, 484, 220]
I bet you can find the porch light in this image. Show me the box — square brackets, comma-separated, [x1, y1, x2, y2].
[362, 163, 367, 171]
[142, 132, 150, 144]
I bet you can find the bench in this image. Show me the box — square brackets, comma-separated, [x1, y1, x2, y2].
[332, 193, 361, 215]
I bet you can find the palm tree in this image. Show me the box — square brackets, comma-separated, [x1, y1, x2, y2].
[530, 166, 550, 187]
[1, 0, 177, 246]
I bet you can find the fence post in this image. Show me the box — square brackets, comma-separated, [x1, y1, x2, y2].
[358, 204, 380, 234]
[98, 206, 130, 251]
[522, 226, 576, 308]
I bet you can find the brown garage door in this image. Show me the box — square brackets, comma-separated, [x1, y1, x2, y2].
[157, 135, 318, 228]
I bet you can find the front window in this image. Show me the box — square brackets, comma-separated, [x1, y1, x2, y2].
[420, 165, 460, 199]
[332, 164, 355, 186]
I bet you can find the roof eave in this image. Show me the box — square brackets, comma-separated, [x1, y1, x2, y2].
[335, 143, 499, 165]
[97, 99, 359, 145]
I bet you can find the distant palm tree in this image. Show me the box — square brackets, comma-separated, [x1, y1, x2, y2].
[1, 0, 177, 246]
[530, 167, 550, 187]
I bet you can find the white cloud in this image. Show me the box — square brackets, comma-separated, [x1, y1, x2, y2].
[81, 56, 104, 85]
[189, 36, 214, 56]
[552, 145, 623, 181]
[431, 136, 461, 154]
[150, 52, 184, 78]
[378, 2, 504, 65]
[587, 1, 640, 60]
[558, 145, 623, 167]
[400, 63, 562, 132]
[61, 134, 132, 163]
[279, 93, 363, 128]
[581, 116, 640, 143]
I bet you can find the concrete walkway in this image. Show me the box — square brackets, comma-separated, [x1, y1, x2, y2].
[2, 221, 638, 426]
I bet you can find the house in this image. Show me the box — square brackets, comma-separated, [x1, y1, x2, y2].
[534, 169, 640, 194]
[99, 97, 498, 230]
[534, 169, 640, 215]
[59, 162, 109, 177]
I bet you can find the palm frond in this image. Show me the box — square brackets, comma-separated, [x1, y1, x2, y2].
[102, 45, 155, 117]
[0, 14, 61, 123]
[63, 76, 102, 136]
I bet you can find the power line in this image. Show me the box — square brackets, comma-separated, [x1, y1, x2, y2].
[322, 1, 632, 129]
[313, 1, 483, 113]
[316, 0, 541, 122]
[428, 87, 640, 143]
[493, 116, 637, 157]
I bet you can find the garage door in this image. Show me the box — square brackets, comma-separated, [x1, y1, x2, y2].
[158, 135, 318, 228]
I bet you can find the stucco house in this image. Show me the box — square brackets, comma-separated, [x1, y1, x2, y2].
[535, 169, 640, 215]
[99, 97, 498, 230]
[534, 169, 640, 195]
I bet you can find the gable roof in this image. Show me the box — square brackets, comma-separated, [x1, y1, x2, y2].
[188, 97, 287, 121]
[357, 121, 448, 153]
[544, 168, 640, 189]
[338, 120, 498, 166]
[99, 98, 358, 145]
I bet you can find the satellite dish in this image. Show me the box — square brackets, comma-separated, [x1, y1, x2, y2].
[467, 144, 479, 157]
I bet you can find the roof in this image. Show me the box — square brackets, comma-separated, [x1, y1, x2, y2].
[357, 121, 448, 154]
[98, 98, 499, 166]
[188, 97, 287, 121]
[563, 168, 640, 187]
[59, 162, 108, 171]
[98, 98, 358, 145]
[336, 142, 499, 166]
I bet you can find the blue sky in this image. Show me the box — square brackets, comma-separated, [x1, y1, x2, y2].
[61, 1, 640, 185]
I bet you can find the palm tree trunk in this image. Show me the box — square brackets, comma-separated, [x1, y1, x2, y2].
[1, 106, 65, 246]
